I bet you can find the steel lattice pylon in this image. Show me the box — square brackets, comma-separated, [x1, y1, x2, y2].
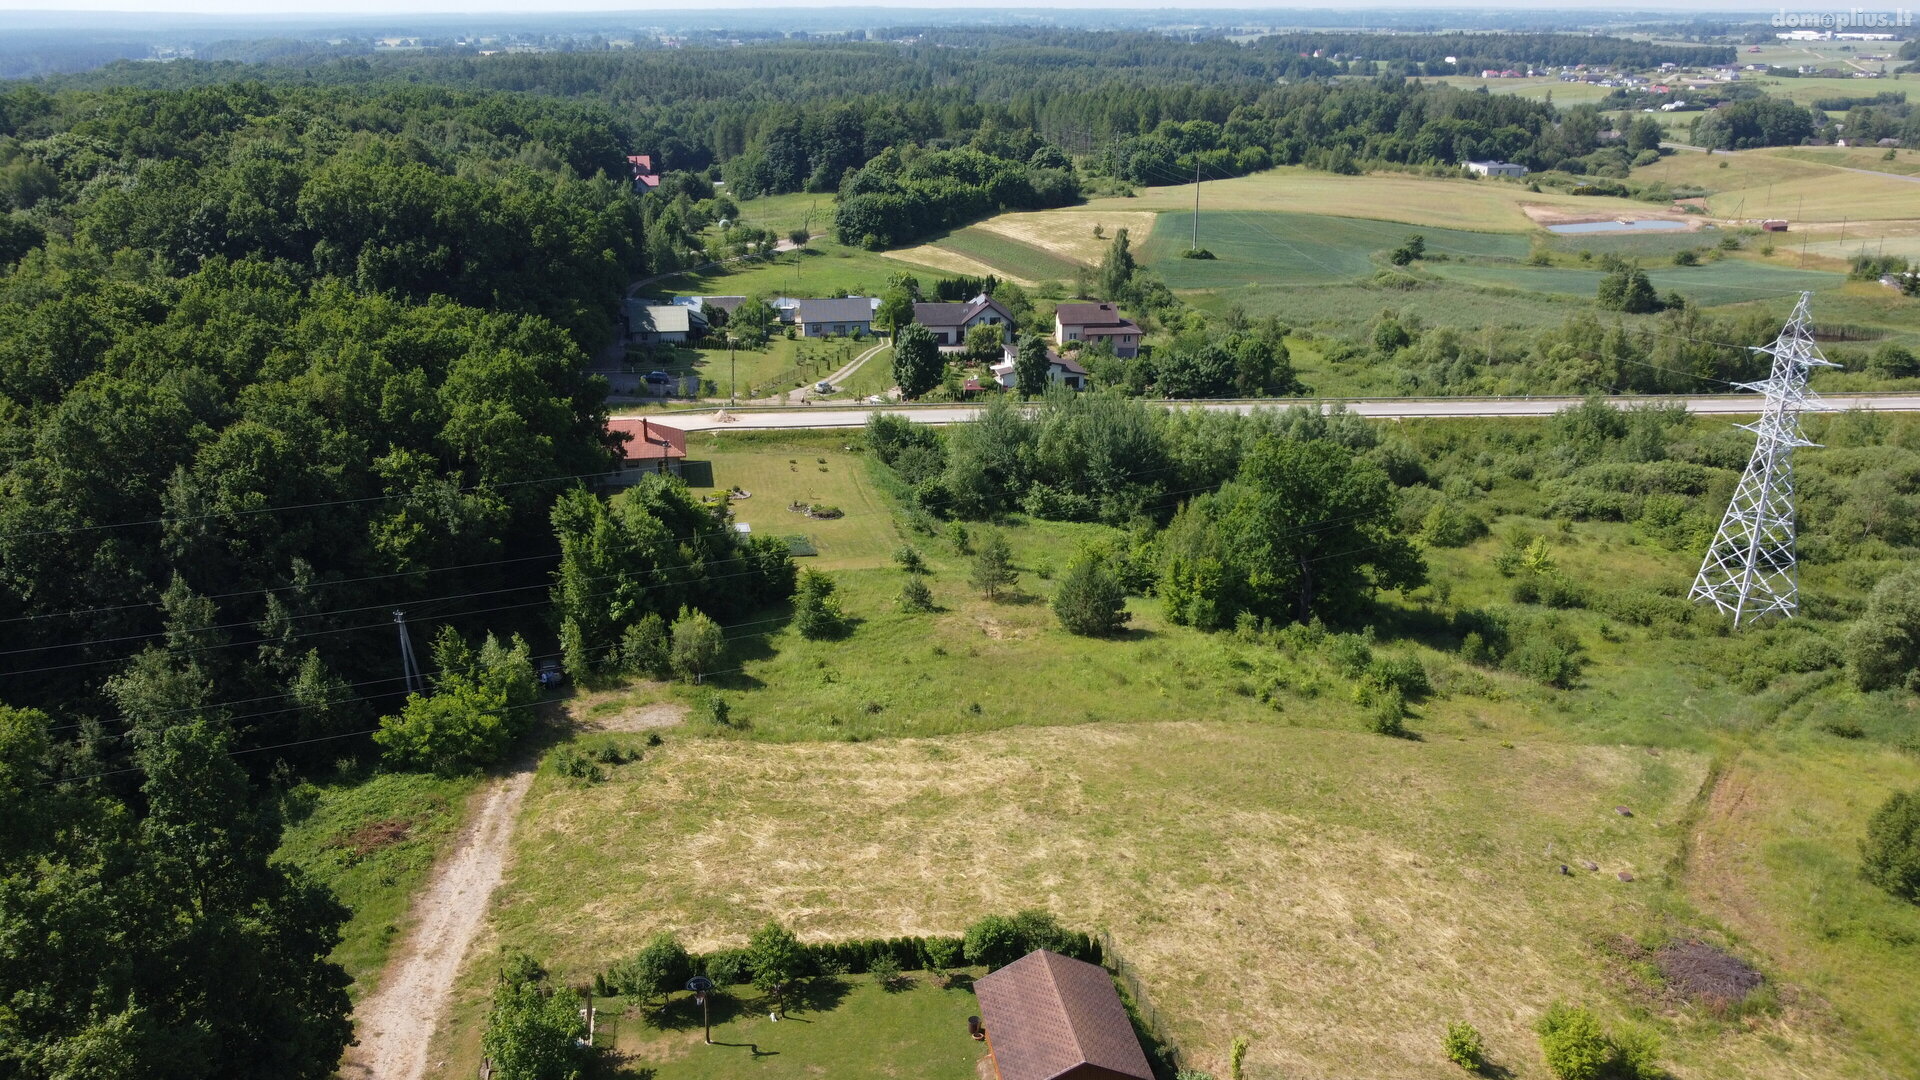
[1690, 292, 1836, 627]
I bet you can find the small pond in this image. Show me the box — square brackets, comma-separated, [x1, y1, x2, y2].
[1546, 220, 1692, 234]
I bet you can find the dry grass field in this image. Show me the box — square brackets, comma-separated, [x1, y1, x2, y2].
[1076, 167, 1654, 232]
[973, 209, 1160, 265]
[1634, 148, 1920, 224]
[884, 241, 1034, 284]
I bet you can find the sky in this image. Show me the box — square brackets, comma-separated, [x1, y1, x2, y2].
[0, 1, 1797, 12]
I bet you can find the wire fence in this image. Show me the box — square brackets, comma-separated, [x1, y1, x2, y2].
[1098, 930, 1188, 1076]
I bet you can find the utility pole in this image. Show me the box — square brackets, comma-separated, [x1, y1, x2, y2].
[1690, 292, 1836, 627]
[1191, 158, 1201, 251]
[728, 333, 737, 405]
[393, 610, 424, 695]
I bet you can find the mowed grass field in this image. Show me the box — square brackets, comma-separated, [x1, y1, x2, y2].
[408, 427, 1920, 1080]
[1141, 210, 1528, 288]
[1633, 148, 1920, 223]
[1429, 260, 1843, 306]
[1078, 166, 1654, 232]
[657, 241, 946, 305]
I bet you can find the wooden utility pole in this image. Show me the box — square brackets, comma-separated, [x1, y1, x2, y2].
[1191, 159, 1201, 251]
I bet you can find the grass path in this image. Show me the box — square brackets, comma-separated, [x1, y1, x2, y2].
[339, 765, 537, 1080]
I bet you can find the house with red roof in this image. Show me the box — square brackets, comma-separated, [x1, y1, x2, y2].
[627, 154, 661, 192]
[605, 418, 687, 481]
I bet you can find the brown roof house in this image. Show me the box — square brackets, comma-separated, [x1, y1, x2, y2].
[975, 950, 1153, 1080]
[913, 293, 1014, 348]
[605, 418, 687, 482]
[1053, 303, 1143, 359]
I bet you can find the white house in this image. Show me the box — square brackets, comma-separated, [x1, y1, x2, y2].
[1465, 160, 1528, 178]
[1053, 302, 1143, 359]
[991, 345, 1089, 391]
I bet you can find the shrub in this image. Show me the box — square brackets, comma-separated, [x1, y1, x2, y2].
[963, 914, 1025, 970]
[704, 948, 749, 986]
[621, 613, 670, 678]
[1366, 688, 1409, 737]
[793, 569, 849, 640]
[1442, 1021, 1487, 1071]
[869, 952, 905, 990]
[1846, 567, 1920, 691]
[482, 964, 588, 1080]
[894, 545, 926, 573]
[1421, 502, 1488, 548]
[923, 936, 962, 972]
[946, 520, 971, 554]
[607, 932, 693, 1005]
[1053, 554, 1131, 636]
[1861, 788, 1920, 904]
[971, 529, 1018, 600]
[1537, 1003, 1611, 1080]
[898, 576, 935, 612]
[669, 607, 725, 682]
[1363, 655, 1431, 701]
[698, 692, 731, 728]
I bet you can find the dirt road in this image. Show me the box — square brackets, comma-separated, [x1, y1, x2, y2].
[338, 766, 537, 1080]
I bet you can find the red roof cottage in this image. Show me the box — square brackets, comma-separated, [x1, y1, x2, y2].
[975, 951, 1153, 1080]
[606, 418, 686, 481]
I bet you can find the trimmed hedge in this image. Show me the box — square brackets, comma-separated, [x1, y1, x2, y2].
[598, 917, 1102, 991]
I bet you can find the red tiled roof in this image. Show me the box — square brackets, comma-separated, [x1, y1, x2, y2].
[976, 951, 1152, 1080]
[608, 418, 686, 462]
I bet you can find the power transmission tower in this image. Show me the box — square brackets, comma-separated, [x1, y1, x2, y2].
[1689, 292, 1836, 627]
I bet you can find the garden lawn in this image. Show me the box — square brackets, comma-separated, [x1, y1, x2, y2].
[688, 431, 904, 571]
[593, 973, 988, 1080]
[273, 769, 482, 1000]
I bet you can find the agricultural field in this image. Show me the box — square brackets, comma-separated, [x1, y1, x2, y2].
[1427, 260, 1842, 307]
[1075, 167, 1652, 232]
[412, 421, 1920, 1080]
[1141, 210, 1528, 289]
[1630, 147, 1920, 223]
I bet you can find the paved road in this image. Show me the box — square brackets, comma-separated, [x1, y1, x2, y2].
[627, 392, 1920, 433]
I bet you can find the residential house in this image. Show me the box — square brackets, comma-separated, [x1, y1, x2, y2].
[1053, 302, 1143, 359]
[991, 346, 1089, 391]
[1465, 160, 1528, 178]
[975, 951, 1153, 1080]
[911, 293, 1014, 348]
[626, 154, 661, 192]
[605, 418, 687, 481]
[793, 297, 875, 338]
[625, 301, 708, 344]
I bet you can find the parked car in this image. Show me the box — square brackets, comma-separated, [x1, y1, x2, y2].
[537, 660, 565, 689]
[814, 380, 834, 394]
[644, 370, 673, 385]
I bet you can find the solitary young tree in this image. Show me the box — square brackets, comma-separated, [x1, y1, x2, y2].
[1052, 553, 1130, 636]
[747, 921, 807, 1016]
[1014, 334, 1051, 398]
[892, 322, 943, 400]
[970, 529, 1018, 600]
[792, 569, 848, 640]
[1099, 228, 1137, 300]
[670, 606, 726, 681]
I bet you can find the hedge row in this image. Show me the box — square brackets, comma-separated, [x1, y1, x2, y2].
[597, 914, 1101, 994]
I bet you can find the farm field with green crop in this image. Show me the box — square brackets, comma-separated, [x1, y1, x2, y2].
[1428, 260, 1843, 306]
[1142, 210, 1529, 289]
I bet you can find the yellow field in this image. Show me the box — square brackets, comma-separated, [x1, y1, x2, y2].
[1078, 167, 1654, 233]
[882, 243, 1035, 285]
[1634, 147, 1920, 224]
[972, 208, 1159, 265]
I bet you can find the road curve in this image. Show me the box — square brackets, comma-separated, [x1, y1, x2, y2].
[629, 392, 1920, 433]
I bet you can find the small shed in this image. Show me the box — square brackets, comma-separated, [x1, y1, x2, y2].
[975, 951, 1152, 1080]
[1761, 219, 1790, 232]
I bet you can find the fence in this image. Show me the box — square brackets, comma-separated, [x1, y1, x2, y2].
[1098, 930, 1187, 1077]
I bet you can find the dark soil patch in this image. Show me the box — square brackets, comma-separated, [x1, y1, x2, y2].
[331, 818, 414, 857]
[1656, 939, 1763, 1010]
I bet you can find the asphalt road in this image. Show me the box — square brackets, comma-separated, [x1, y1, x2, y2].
[629, 392, 1920, 433]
